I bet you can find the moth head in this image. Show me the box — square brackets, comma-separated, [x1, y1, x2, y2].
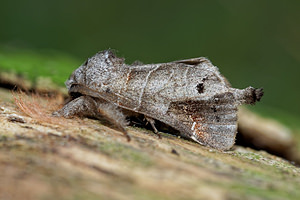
[65, 50, 125, 90]
[85, 50, 125, 68]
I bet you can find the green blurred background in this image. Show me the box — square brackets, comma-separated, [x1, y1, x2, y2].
[0, 0, 299, 124]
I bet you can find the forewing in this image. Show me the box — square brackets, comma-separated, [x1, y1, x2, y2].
[167, 92, 238, 150]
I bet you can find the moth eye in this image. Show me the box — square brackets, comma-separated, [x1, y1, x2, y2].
[83, 59, 88, 66]
[196, 83, 204, 93]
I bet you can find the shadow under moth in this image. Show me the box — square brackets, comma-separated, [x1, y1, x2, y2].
[54, 50, 263, 150]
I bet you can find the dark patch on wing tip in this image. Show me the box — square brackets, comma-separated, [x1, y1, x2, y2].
[248, 87, 264, 105]
[196, 83, 204, 93]
[254, 88, 264, 102]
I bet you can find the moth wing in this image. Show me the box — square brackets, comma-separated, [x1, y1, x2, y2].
[173, 57, 211, 65]
[167, 92, 238, 150]
[173, 57, 232, 87]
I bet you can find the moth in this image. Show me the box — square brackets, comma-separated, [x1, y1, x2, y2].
[54, 50, 263, 150]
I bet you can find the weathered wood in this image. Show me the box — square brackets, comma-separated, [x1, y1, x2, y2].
[0, 88, 300, 200]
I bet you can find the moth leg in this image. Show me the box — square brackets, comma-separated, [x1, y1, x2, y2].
[145, 116, 161, 139]
[53, 96, 130, 141]
[96, 103, 131, 142]
[52, 96, 97, 118]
